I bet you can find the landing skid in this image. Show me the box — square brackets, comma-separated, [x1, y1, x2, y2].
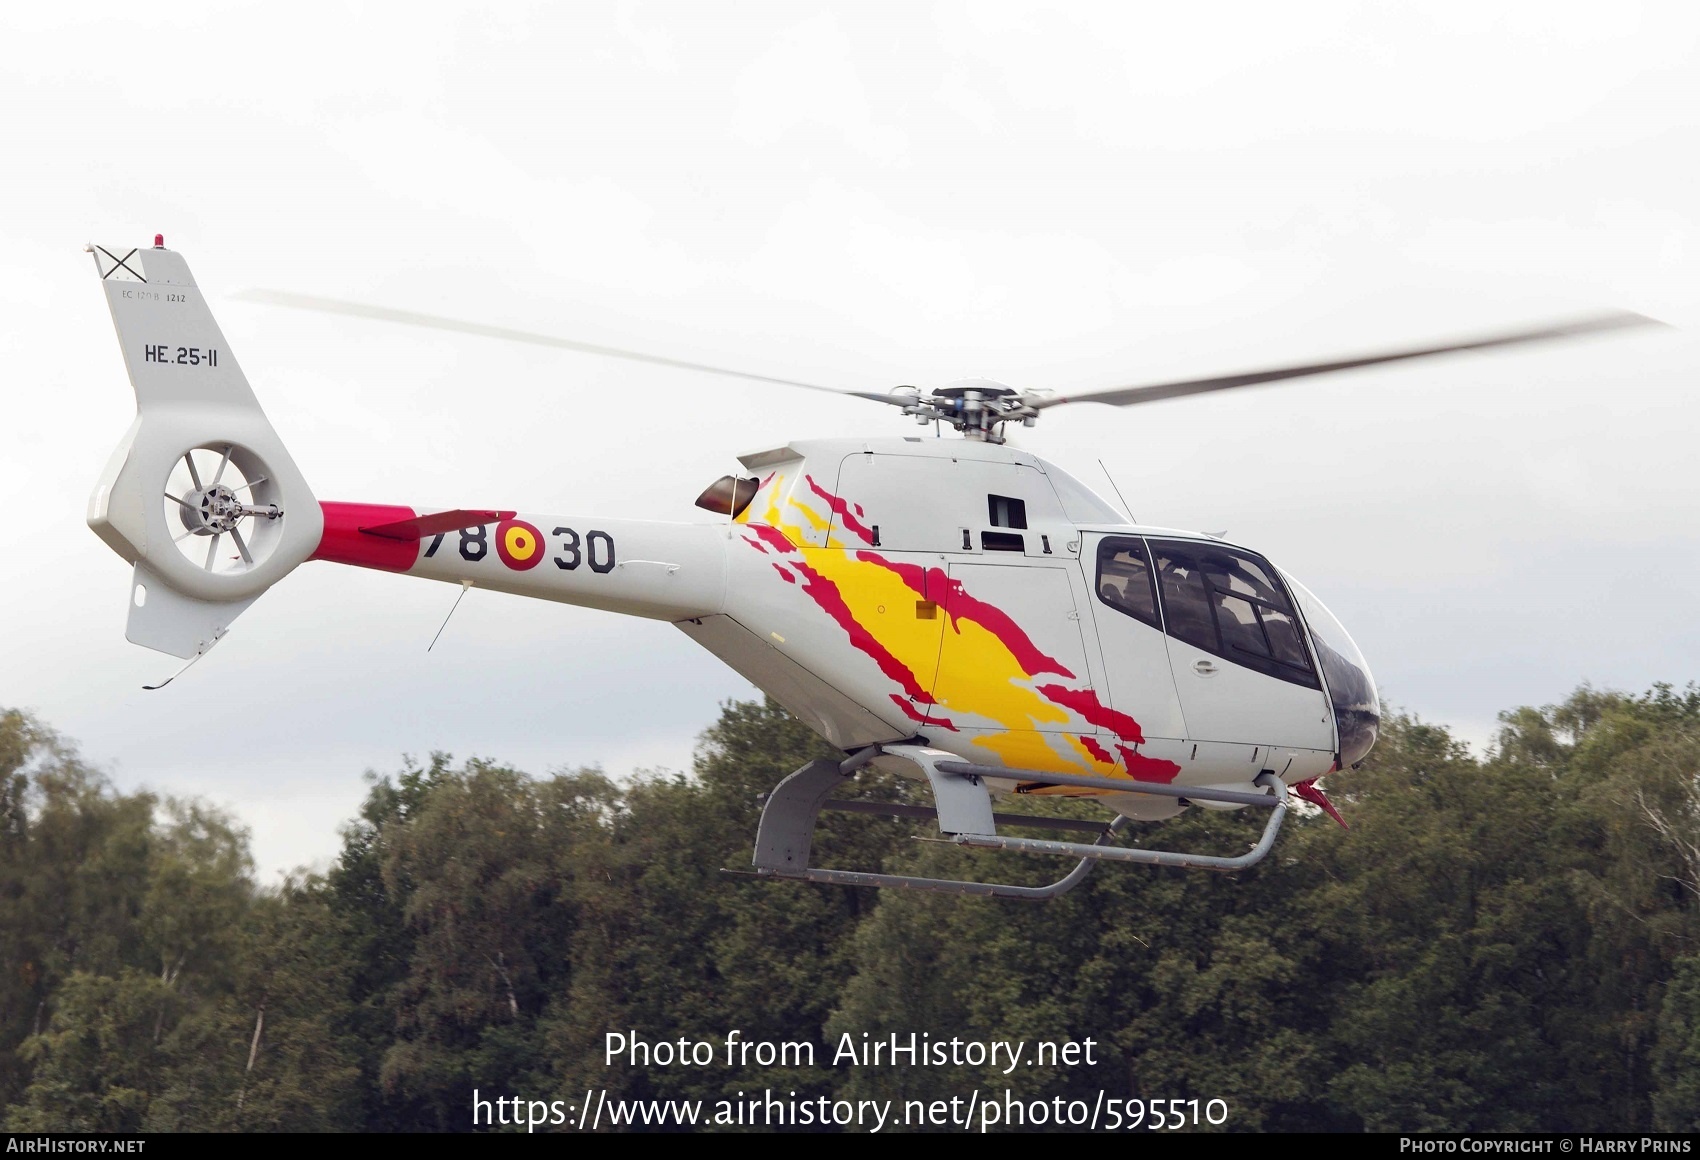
[747, 744, 1290, 901]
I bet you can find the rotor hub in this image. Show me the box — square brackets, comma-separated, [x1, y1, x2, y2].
[894, 378, 1039, 442]
[178, 484, 248, 535]
[161, 445, 285, 576]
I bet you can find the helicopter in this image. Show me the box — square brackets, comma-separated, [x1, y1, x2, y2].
[82, 238, 1656, 901]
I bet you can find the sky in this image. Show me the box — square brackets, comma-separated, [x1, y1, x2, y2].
[3, 2, 1698, 879]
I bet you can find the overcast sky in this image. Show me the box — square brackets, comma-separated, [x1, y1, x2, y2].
[4, 2, 1698, 879]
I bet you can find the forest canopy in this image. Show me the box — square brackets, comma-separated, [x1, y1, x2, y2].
[3, 685, 1700, 1133]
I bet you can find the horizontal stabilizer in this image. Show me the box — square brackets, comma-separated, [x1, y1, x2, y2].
[360, 509, 516, 541]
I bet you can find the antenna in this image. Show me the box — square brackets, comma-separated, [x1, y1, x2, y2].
[1098, 459, 1135, 523]
[428, 580, 474, 651]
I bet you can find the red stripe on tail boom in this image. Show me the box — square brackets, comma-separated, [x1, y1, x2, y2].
[312, 502, 421, 572]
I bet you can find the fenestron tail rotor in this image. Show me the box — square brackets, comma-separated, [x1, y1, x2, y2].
[161, 445, 284, 577]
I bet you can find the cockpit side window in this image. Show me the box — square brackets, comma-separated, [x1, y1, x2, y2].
[1147, 539, 1320, 689]
[1094, 538, 1160, 630]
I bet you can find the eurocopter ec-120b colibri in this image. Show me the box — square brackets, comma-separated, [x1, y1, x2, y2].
[83, 238, 1656, 900]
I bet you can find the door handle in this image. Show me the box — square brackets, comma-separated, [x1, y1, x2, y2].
[1192, 659, 1218, 676]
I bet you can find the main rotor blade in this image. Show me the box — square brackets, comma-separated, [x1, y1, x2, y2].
[1032, 311, 1663, 411]
[234, 289, 905, 405]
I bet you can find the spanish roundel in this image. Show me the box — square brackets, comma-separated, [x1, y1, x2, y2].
[496, 519, 545, 570]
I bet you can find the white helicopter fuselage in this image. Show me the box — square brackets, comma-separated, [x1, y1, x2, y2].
[313, 436, 1377, 819]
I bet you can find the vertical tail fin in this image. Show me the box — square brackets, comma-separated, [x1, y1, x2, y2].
[86, 240, 323, 660]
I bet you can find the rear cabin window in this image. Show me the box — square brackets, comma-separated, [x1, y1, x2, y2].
[1095, 538, 1160, 629]
[1146, 539, 1319, 688]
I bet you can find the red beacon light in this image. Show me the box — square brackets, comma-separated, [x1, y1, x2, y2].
[154, 234, 164, 249]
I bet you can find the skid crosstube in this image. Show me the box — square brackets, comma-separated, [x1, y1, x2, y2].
[749, 744, 1290, 900]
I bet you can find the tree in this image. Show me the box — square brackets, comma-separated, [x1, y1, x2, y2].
[1654, 955, 1700, 1130]
[373, 757, 607, 1127]
[0, 711, 159, 1115]
[547, 696, 917, 1113]
[145, 877, 362, 1131]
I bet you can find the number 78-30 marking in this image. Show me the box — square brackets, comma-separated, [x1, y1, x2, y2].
[421, 526, 616, 573]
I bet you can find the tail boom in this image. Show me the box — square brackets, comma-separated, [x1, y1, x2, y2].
[310, 501, 730, 621]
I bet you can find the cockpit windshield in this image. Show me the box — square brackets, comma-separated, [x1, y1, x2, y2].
[1282, 573, 1379, 767]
